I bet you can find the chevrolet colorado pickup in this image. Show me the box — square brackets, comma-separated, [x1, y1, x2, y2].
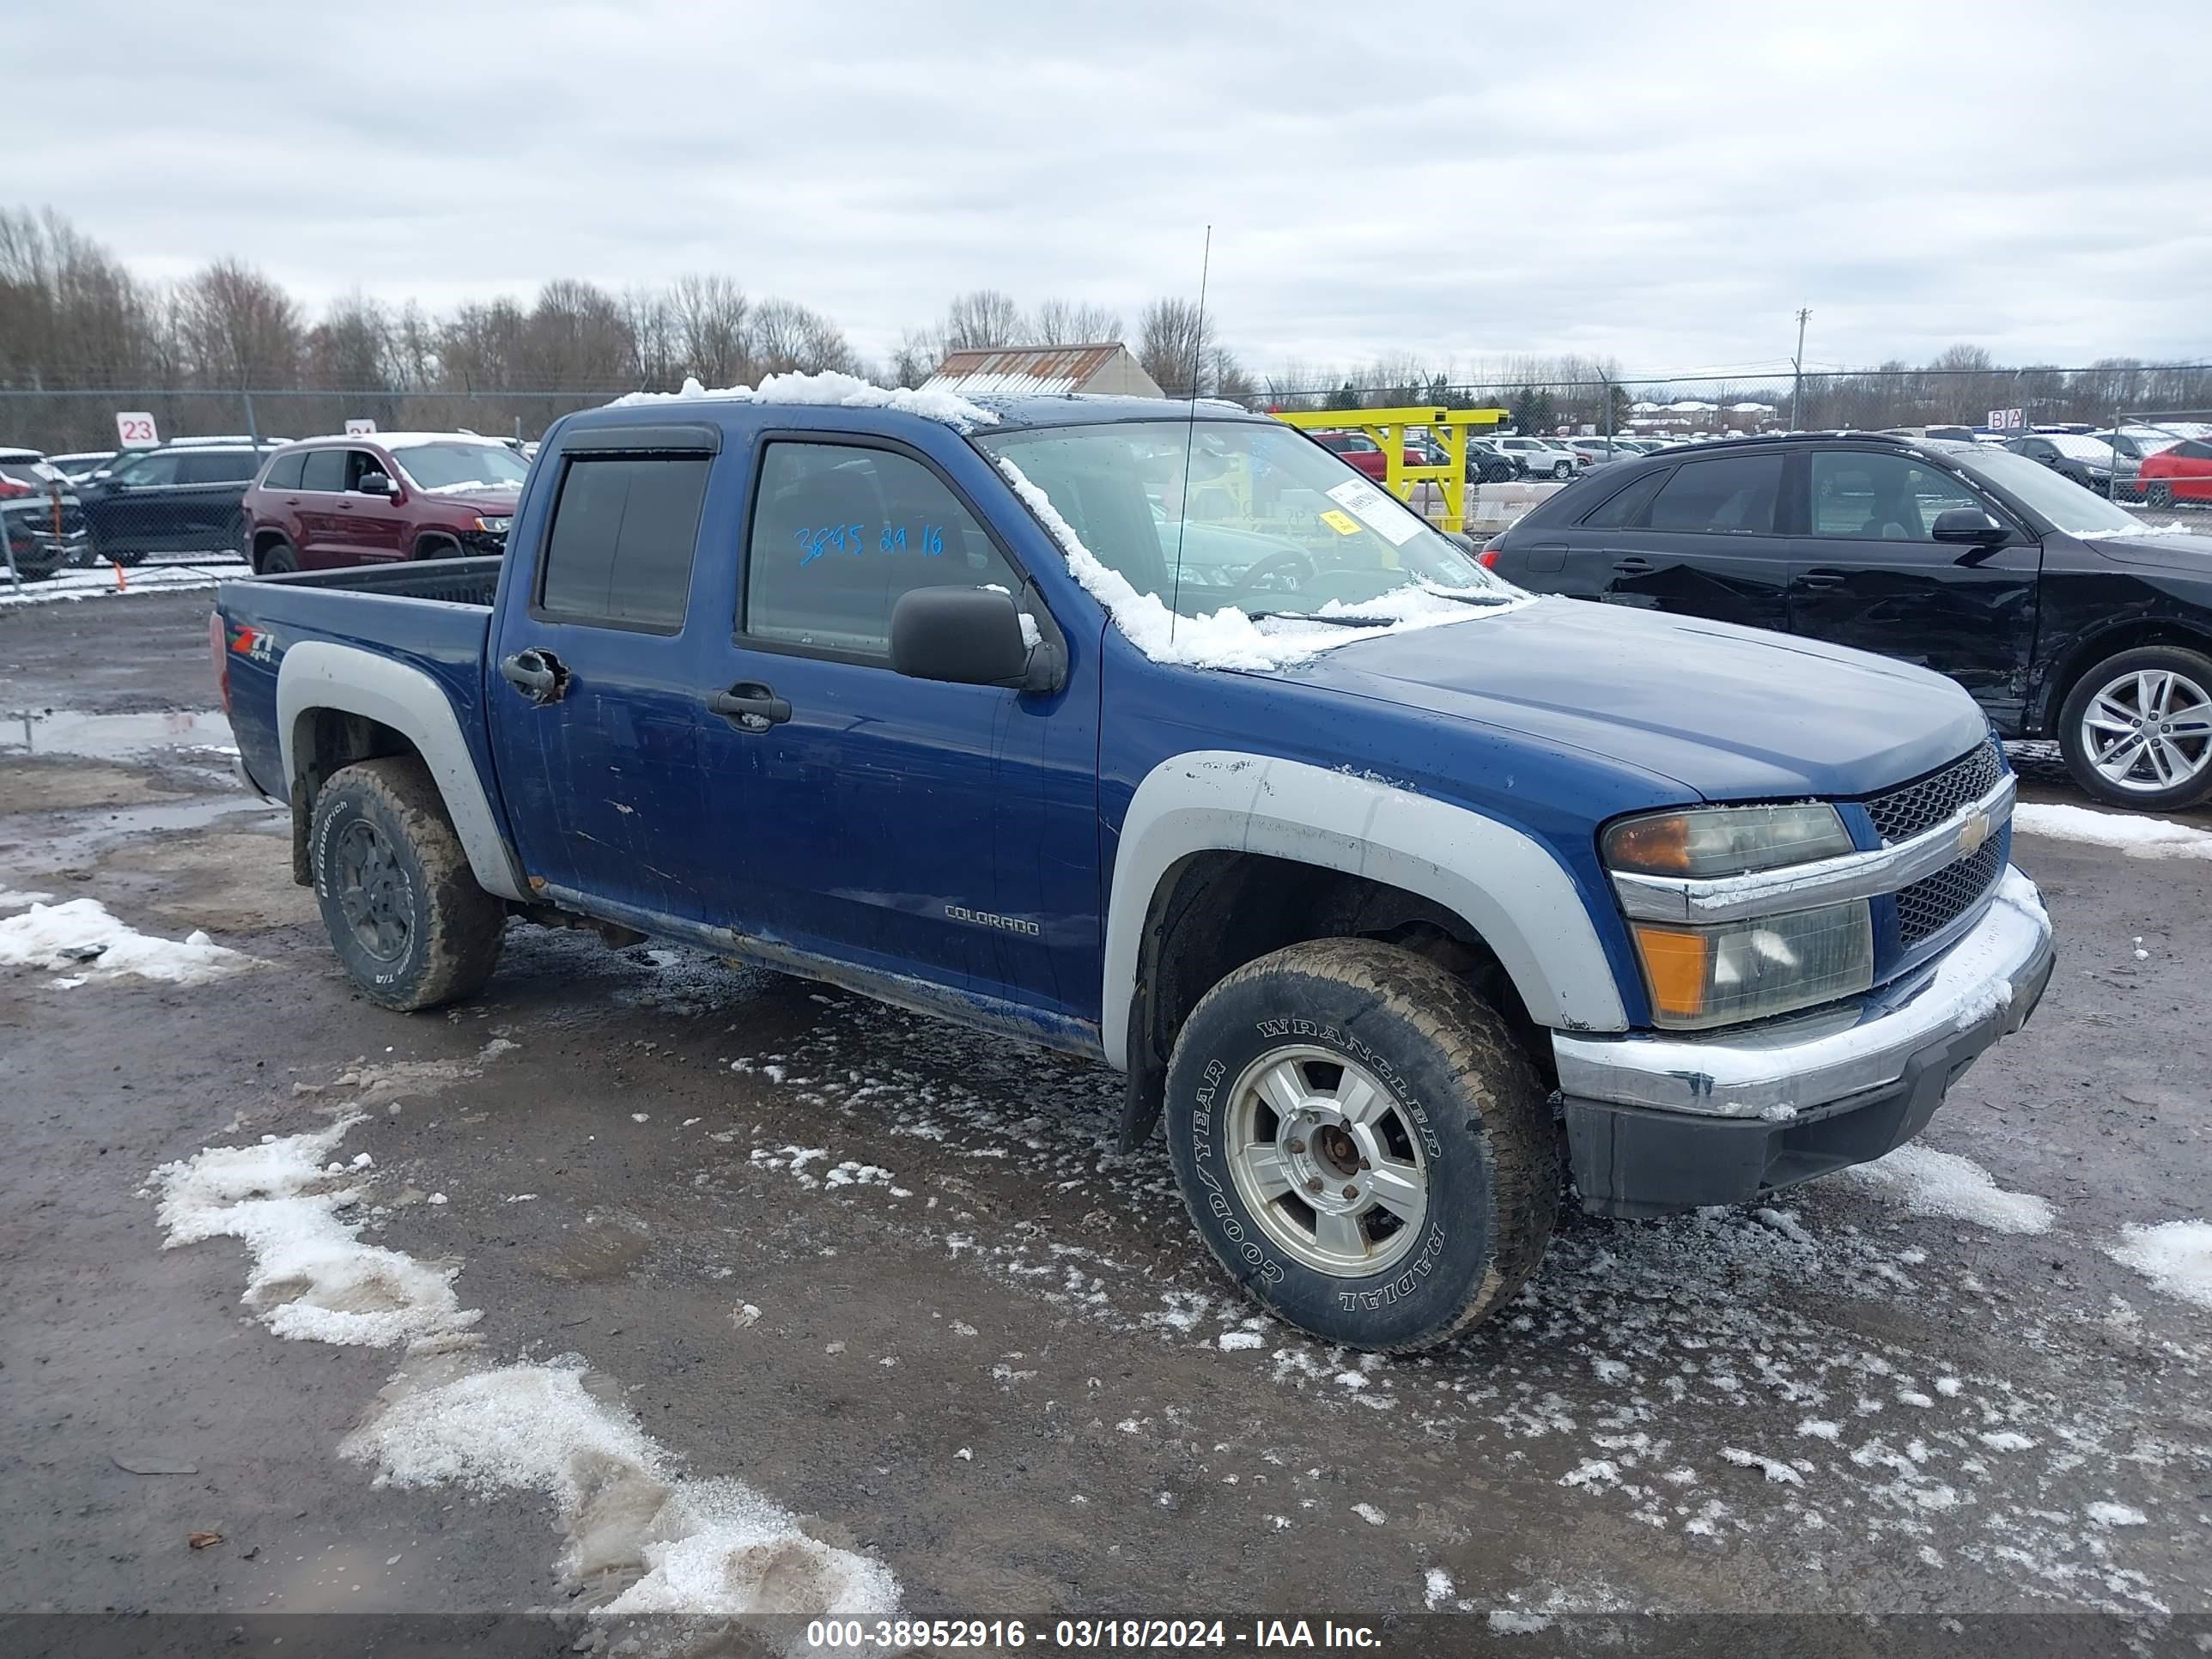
[211, 380, 2055, 1351]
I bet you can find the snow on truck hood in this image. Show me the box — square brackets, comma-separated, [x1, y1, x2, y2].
[1286, 597, 1995, 803]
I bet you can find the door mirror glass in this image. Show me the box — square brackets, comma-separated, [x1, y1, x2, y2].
[890, 586, 1056, 690]
[1930, 507, 2008, 544]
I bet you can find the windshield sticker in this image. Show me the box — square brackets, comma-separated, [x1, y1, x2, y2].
[1325, 479, 1425, 547]
[1319, 508, 1362, 536]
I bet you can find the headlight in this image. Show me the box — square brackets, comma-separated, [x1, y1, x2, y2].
[1629, 901, 1873, 1030]
[473, 516, 512, 534]
[1605, 803, 1854, 878]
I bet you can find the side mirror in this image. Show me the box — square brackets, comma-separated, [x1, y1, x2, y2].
[890, 586, 1063, 693]
[355, 471, 396, 496]
[1931, 507, 2008, 544]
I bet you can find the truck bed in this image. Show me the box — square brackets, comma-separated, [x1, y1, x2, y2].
[216, 557, 504, 805]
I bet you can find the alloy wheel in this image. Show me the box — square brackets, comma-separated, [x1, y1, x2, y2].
[2080, 667, 2212, 793]
[1224, 1045, 1430, 1277]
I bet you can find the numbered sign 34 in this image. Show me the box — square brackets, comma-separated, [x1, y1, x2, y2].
[115, 411, 161, 448]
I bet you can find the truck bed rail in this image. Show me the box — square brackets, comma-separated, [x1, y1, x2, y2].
[253, 556, 501, 608]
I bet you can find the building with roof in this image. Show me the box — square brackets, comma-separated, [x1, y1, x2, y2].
[922, 343, 1164, 398]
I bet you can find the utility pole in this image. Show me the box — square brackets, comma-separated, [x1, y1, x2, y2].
[1790, 307, 1811, 430]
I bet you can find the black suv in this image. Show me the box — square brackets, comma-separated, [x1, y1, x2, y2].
[1483, 432, 2212, 810]
[73, 440, 278, 565]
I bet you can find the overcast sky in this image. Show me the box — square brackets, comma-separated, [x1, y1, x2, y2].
[11, 1, 2208, 385]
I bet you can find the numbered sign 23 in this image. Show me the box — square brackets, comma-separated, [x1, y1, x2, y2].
[115, 411, 161, 448]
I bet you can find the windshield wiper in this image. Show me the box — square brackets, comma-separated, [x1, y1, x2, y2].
[1420, 586, 1517, 607]
[1246, 610, 1392, 627]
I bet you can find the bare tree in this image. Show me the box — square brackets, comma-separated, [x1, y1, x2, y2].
[1032, 297, 1124, 346]
[1138, 296, 1207, 397]
[623, 285, 682, 390]
[943, 289, 1025, 352]
[669, 273, 750, 386]
[888, 325, 945, 388]
[520, 278, 634, 388]
[752, 298, 857, 376]
[176, 258, 301, 388]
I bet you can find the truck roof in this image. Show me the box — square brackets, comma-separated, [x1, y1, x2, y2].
[555, 390, 1269, 445]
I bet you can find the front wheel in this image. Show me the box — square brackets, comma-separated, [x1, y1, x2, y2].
[1165, 938, 1559, 1352]
[257, 538, 299, 575]
[2147, 483, 2173, 509]
[2058, 646, 2212, 810]
[311, 757, 506, 1010]
[1550, 460, 1573, 479]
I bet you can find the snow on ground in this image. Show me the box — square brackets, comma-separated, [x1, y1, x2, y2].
[0, 890, 56, 908]
[2104, 1219, 2212, 1310]
[2012, 803, 2212, 860]
[993, 454, 1520, 672]
[148, 1119, 478, 1346]
[0, 556, 245, 606]
[343, 1355, 899, 1630]
[1836, 1143, 2057, 1234]
[610, 369, 997, 433]
[0, 897, 251, 987]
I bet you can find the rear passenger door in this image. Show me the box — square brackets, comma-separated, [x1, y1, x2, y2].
[1789, 448, 2041, 726]
[488, 428, 719, 922]
[294, 449, 350, 567]
[1566, 451, 1792, 632]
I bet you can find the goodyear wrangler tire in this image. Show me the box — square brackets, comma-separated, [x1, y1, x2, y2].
[310, 757, 506, 1011]
[1165, 938, 1557, 1352]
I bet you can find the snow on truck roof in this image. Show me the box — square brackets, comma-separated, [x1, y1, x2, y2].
[599, 371, 1268, 435]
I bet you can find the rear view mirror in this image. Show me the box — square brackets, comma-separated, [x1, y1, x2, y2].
[890, 586, 1064, 693]
[1930, 507, 2009, 544]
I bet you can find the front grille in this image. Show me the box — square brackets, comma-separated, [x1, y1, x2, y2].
[1895, 839, 2003, 947]
[1864, 740, 2004, 844]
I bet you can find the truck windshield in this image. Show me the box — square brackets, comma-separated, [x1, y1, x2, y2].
[975, 419, 1506, 622]
[391, 443, 530, 491]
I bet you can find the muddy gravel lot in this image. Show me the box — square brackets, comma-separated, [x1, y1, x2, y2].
[2, 590, 2208, 1650]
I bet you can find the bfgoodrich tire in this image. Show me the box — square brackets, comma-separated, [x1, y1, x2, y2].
[310, 757, 506, 1010]
[1165, 939, 1558, 1352]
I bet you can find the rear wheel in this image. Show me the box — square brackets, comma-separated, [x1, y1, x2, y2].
[2147, 483, 2173, 508]
[257, 538, 299, 575]
[1165, 938, 1558, 1352]
[2058, 645, 2212, 810]
[1550, 460, 1573, 479]
[310, 757, 506, 1010]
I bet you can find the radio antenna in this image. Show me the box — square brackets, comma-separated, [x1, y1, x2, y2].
[1167, 224, 1212, 643]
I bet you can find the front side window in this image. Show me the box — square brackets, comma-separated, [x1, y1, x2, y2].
[345, 450, 391, 491]
[1645, 453, 1784, 535]
[744, 441, 1017, 655]
[1809, 452, 1985, 540]
[115, 452, 183, 487]
[975, 418, 1504, 624]
[175, 451, 257, 485]
[538, 454, 709, 631]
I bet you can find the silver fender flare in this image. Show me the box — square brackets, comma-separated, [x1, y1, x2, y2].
[277, 641, 527, 902]
[1100, 750, 1629, 1065]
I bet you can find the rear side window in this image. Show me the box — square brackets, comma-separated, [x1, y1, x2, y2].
[176, 451, 257, 484]
[300, 450, 347, 492]
[1646, 453, 1784, 535]
[261, 452, 306, 490]
[1578, 468, 1667, 528]
[743, 441, 1017, 656]
[538, 454, 709, 631]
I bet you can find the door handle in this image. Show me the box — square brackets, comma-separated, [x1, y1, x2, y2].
[707, 682, 792, 731]
[1613, 556, 1654, 573]
[1798, 572, 1846, 589]
[499, 648, 567, 704]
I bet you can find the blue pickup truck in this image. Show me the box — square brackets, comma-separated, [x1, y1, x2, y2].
[211, 382, 2055, 1351]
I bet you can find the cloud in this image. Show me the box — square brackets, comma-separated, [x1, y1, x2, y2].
[10, 0, 2208, 380]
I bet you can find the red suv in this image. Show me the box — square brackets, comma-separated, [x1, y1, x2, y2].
[241, 433, 528, 574]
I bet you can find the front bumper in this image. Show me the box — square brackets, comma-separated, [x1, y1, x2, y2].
[1554, 866, 2054, 1218]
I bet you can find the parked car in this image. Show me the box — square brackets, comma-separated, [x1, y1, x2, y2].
[2005, 433, 2138, 498]
[46, 450, 116, 481]
[1493, 435, 1583, 479]
[1564, 437, 1642, 466]
[72, 440, 278, 564]
[240, 433, 530, 574]
[213, 390, 2051, 1352]
[1483, 430, 2212, 809]
[1462, 438, 1520, 483]
[0, 451, 90, 580]
[2139, 437, 2212, 507]
[1311, 429, 1388, 482]
[2091, 427, 2184, 464]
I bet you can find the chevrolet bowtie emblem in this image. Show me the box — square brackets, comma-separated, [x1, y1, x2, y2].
[1956, 809, 1991, 858]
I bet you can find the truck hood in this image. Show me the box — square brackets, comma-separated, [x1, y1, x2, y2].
[1285, 596, 1990, 801]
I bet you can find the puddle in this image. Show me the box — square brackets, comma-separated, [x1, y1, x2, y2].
[17, 796, 284, 870]
[0, 709, 236, 762]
